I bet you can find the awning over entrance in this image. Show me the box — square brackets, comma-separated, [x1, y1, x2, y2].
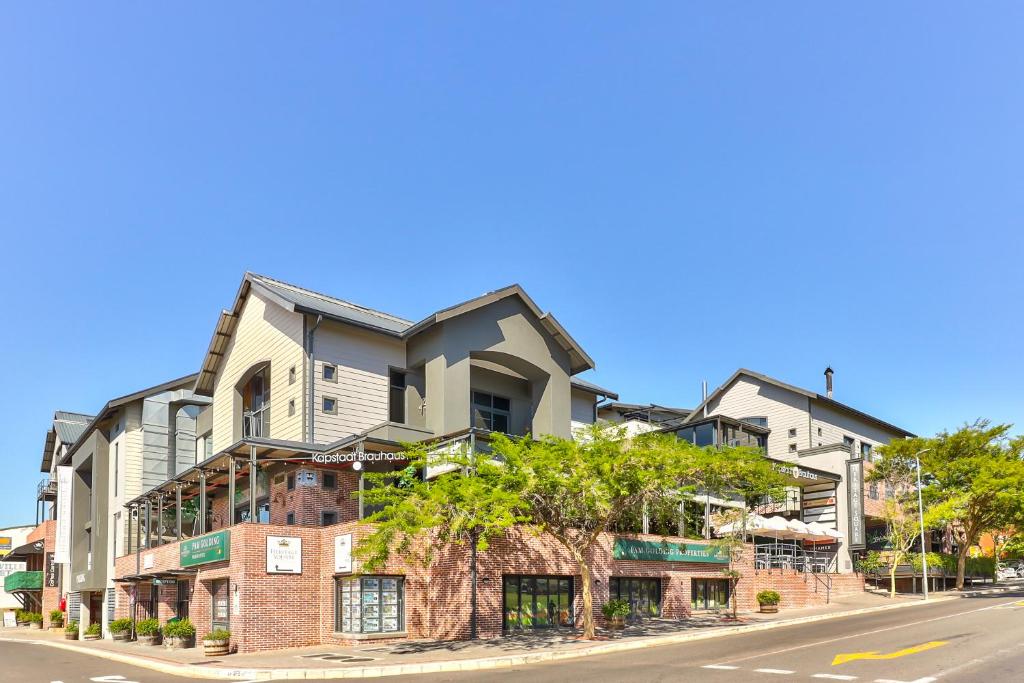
[114, 569, 198, 583]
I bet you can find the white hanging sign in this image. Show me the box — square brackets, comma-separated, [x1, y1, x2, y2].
[335, 534, 353, 573]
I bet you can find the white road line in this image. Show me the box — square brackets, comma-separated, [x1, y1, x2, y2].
[754, 669, 795, 675]
[702, 664, 740, 670]
[812, 675, 858, 681]
[716, 598, 1020, 666]
[874, 678, 936, 683]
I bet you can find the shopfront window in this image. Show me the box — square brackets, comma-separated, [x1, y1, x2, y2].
[335, 576, 404, 634]
[691, 578, 730, 611]
[211, 579, 230, 632]
[609, 577, 661, 620]
[176, 580, 190, 619]
[503, 575, 574, 631]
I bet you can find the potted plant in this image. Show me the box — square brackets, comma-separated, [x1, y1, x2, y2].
[49, 610, 65, 630]
[136, 618, 161, 645]
[601, 598, 630, 629]
[163, 618, 196, 649]
[15, 609, 28, 626]
[110, 618, 133, 641]
[83, 622, 102, 640]
[29, 612, 44, 630]
[65, 620, 79, 640]
[203, 628, 231, 656]
[756, 590, 781, 613]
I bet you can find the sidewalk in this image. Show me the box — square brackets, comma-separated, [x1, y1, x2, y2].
[1, 585, 1017, 680]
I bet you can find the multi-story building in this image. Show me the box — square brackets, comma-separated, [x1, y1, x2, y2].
[666, 367, 914, 574]
[57, 377, 208, 635]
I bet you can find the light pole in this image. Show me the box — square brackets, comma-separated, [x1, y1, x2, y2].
[915, 448, 932, 600]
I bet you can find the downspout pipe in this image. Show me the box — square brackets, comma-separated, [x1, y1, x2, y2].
[307, 314, 324, 443]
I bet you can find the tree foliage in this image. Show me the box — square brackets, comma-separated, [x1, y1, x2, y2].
[870, 439, 927, 598]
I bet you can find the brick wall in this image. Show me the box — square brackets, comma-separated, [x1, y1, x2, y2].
[114, 521, 865, 654]
[28, 521, 60, 627]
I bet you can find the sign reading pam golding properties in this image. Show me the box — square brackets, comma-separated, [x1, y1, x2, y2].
[612, 537, 729, 564]
[180, 530, 230, 567]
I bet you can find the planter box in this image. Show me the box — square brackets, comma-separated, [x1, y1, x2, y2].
[65, 631, 79, 640]
[165, 636, 194, 649]
[83, 634, 101, 641]
[29, 622, 43, 630]
[203, 639, 230, 656]
[111, 631, 132, 641]
[606, 615, 626, 629]
[759, 604, 779, 613]
[137, 634, 161, 646]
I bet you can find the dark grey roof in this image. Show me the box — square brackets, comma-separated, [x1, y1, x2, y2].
[684, 368, 915, 438]
[250, 274, 413, 335]
[53, 411, 93, 446]
[569, 377, 619, 400]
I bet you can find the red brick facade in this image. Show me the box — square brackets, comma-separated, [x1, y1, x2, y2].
[27, 520, 60, 627]
[114, 519, 864, 654]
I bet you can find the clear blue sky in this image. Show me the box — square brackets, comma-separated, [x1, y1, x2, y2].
[1, 4, 1022, 527]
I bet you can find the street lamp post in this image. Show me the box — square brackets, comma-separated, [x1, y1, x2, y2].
[915, 448, 932, 600]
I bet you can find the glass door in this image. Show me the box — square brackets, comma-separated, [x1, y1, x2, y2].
[211, 579, 230, 632]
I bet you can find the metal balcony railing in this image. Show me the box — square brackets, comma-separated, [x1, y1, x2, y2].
[37, 477, 57, 500]
[243, 406, 269, 438]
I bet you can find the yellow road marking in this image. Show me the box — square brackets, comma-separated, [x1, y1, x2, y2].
[832, 641, 948, 666]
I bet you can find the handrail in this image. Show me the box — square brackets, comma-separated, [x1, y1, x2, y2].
[812, 571, 832, 603]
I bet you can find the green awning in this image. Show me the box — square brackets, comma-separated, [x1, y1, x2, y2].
[4, 570, 42, 592]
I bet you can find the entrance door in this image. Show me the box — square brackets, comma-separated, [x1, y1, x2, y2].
[211, 579, 230, 632]
[502, 575, 573, 631]
[609, 577, 661, 620]
[89, 592, 103, 629]
[691, 578, 730, 610]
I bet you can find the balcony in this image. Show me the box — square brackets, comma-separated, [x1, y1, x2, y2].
[4, 570, 42, 593]
[243, 406, 269, 438]
[36, 477, 58, 501]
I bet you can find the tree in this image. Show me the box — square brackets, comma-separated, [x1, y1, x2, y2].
[920, 420, 1024, 589]
[491, 426, 788, 638]
[869, 440, 926, 598]
[355, 442, 527, 639]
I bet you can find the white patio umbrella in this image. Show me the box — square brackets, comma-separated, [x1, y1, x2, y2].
[804, 521, 844, 542]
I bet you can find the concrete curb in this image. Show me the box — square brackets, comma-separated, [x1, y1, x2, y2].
[3, 586, 1018, 680]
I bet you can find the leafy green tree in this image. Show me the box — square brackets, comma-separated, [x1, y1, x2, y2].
[869, 441, 926, 598]
[919, 421, 1024, 589]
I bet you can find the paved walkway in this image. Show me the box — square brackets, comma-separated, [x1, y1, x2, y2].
[1, 585, 1015, 679]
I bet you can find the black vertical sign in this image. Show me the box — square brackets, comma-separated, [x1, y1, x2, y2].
[45, 552, 57, 588]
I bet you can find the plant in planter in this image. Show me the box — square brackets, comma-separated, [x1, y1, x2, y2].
[109, 618, 133, 641]
[756, 590, 781, 613]
[601, 599, 630, 629]
[136, 618, 161, 645]
[202, 628, 231, 656]
[28, 612, 44, 629]
[65, 620, 79, 640]
[14, 609, 28, 626]
[83, 622, 102, 640]
[163, 618, 196, 649]
[49, 609, 65, 629]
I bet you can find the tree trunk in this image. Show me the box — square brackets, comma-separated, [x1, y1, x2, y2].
[579, 556, 595, 639]
[889, 562, 897, 600]
[731, 579, 738, 619]
[956, 546, 968, 590]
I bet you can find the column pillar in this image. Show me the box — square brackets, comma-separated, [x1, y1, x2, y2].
[227, 457, 236, 527]
[144, 500, 152, 549]
[175, 485, 183, 541]
[249, 446, 258, 523]
[198, 470, 207, 535]
[155, 494, 164, 546]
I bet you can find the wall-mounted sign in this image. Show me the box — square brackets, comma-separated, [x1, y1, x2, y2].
[802, 497, 837, 509]
[54, 466, 73, 563]
[296, 470, 318, 487]
[180, 530, 230, 567]
[143, 554, 155, 570]
[45, 553, 57, 588]
[335, 534, 353, 573]
[0, 537, 11, 551]
[0, 561, 26, 580]
[847, 458, 866, 550]
[266, 536, 302, 574]
[612, 538, 728, 564]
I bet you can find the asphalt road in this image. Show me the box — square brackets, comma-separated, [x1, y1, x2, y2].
[1, 589, 1021, 683]
[413, 588, 1024, 683]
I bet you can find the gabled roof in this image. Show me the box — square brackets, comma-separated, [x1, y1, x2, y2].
[569, 377, 619, 400]
[40, 411, 95, 472]
[683, 368, 914, 438]
[195, 274, 597, 395]
[60, 374, 203, 465]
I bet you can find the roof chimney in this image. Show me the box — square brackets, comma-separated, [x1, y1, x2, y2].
[824, 366, 834, 399]
[701, 380, 708, 402]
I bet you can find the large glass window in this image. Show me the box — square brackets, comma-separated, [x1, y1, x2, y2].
[691, 578, 730, 610]
[242, 368, 269, 438]
[694, 422, 716, 447]
[389, 370, 406, 424]
[609, 577, 661, 620]
[472, 392, 511, 433]
[336, 576, 404, 634]
[503, 575, 574, 631]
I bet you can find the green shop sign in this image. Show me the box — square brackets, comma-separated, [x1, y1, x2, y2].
[180, 530, 230, 567]
[612, 538, 728, 564]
